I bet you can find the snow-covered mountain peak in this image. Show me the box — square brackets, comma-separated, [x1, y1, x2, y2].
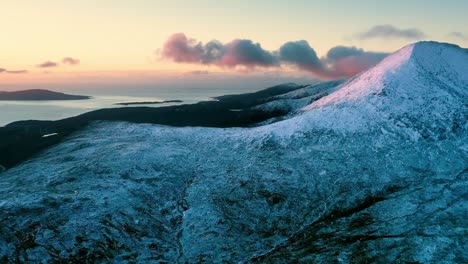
[304, 41, 468, 109]
[285, 41, 468, 135]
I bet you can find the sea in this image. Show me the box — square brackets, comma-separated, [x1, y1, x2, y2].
[0, 85, 268, 126]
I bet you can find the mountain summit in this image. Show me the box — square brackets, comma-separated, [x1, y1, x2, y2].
[272, 41, 468, 139]
[307, 41, 467, 108]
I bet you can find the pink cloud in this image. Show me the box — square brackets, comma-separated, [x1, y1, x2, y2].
[330, 56, 377, 77]
[62, 57, 80, 65]
[161, 33, 389, 79]
[161, 33, 204, 63]
[6, 70, 28, 74]
[37, 61, 58, 68]
[161, 33, 277, 69]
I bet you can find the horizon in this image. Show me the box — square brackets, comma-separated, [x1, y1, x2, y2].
[1, 0, 467, 91]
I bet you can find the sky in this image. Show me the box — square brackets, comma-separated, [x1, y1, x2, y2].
[0, 0, 467, 90]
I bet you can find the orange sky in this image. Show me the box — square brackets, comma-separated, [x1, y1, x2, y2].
[1, 0, 467, 88]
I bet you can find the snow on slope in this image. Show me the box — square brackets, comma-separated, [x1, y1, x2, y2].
[252, 80, 343, 113]
[0, 42, 467, 263]
[269, 80, 344, 101]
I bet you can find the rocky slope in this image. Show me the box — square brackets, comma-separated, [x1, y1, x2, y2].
[0, 41, 466, 263]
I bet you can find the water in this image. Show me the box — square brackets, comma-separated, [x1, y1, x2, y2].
[0, 86, 265, 126]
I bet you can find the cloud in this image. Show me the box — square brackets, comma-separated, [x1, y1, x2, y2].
[279, 40, 324, 73]
[161, 33, 390, 79]
[324, 46, 389, 78]
[37, 61, 58, 68]
[161, 33, 217, 63]
[278, 42, 389, 79]
[161, 33, 277, 68]
[326, 46, 367, 61]
[62, 57, 80, 65]
[36, 57, 80, 68]
[448, 32, 468, 40]
[358, 24, 426, 40]
[0, 68, 28, 74]
[6, 70, 28, 74]
[160, 33, 199, 63]
[219, 39, 278, 67]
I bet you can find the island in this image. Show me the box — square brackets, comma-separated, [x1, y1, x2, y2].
[115, 100, 183, 106]
[0, 89, 91, 100]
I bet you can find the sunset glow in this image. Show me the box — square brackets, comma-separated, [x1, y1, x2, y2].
[1, 0, 467, 89]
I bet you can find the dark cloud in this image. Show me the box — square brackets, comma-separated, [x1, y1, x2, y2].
[326, 46, 367, 61]
[161, 33, 389, 79]
[62, 57, 80, 65]
[37, 61, 58, 68]
[0, 68, 5, 73]
[448, 32, 468, 40]
[161, 33, 277, 68]
[6, 70, 28, 74]
[278, 43, 389, 79]
[201, 40, 223, 63]
[279, 40, 324, 72]
[220, 39, 278, 67]
[324, 46, 389, 78]
[358, 24, 426, 40]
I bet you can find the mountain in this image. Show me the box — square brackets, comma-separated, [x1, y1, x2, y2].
[0, 89, 90, 100]
[0, 42, 466, 263]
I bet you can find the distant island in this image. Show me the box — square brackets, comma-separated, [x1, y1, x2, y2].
[0, 89, 90, 100]
[115, 100, 183, 106]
